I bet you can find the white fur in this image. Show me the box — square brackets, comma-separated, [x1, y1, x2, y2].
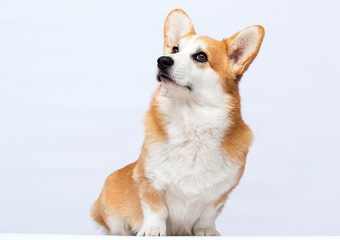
[140, 35, 241, 236]
[137, 203, 168, 236]
[106, 214, 130, 235]
[192, 204, 220, 236]
[142, 91, 240, 235]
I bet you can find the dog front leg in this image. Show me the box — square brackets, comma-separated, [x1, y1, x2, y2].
[136, 175, 168, 236]
[192, 203, 220, 236]
[137, 200, 168, 236]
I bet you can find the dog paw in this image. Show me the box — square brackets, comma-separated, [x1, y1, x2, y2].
[193, 227, 220, 236]
[137, 226, 166, 236]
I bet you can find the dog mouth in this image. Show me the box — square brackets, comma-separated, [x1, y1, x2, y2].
[157, 73, 192, 91]
[157, 73, 172, 82]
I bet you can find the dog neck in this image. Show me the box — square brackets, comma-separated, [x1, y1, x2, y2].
[156, 85, 231, 143]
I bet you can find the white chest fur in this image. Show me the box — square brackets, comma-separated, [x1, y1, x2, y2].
[143, 92, 241, 235]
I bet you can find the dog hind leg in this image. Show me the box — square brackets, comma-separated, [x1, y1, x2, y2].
[106, 213, 131, 235]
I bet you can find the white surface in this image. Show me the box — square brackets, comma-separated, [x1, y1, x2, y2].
[0, 235, 340, 240]
[0, 0, 340, 236]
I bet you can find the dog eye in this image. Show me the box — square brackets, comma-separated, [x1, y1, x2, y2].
[172, 46, 179, 54]
[194, 52, 208, 62]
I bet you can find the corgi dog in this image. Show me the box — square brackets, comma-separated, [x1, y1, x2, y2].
[91, 9, 264, 236]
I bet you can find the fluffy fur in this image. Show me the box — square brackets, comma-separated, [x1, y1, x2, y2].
[91, 9, 264, 236]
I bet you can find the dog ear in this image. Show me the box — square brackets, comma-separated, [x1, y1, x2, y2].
[225, 25, 264, 76]
[164, 9, 195, 54]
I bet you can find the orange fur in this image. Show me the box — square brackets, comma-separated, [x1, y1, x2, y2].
[92, 92, 167, 231]
[91, 162, 143, 231]
[195, 36, 254, 165]
[143, 86, 167, 142]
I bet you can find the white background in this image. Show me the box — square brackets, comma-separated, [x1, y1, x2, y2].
[0, 0, 339, 236]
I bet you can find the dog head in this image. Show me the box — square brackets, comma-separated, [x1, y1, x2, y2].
[157, 9, 264, 101]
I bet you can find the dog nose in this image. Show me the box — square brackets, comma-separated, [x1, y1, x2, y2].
[157, 56, 174, 70]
